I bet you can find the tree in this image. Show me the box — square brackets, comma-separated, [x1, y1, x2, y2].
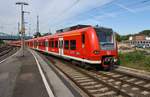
[34, 32, 41, 38]
[121, 35, 131, 41]
[42, 32, 52, 36]
[115, 29, 150, 42]
[115, 33, 121, 42]
[139, 30, 150, 36]
[0, 40, 4, 45]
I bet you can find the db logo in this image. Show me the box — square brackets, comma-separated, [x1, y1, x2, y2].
[107, 51, 111, 55]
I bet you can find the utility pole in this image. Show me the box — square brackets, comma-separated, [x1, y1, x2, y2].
[36, 15, 39, 33]
[34, 15, 41, 37]
[28, 24, 31, 36]
[18, 22, 20, 39]
[16, 2, 29, 56]
[18, 22, 20, 34]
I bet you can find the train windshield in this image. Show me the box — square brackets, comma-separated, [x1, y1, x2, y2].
[95, 28, 115, 50]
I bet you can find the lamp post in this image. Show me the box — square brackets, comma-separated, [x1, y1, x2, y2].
[16, 2, 29, 56]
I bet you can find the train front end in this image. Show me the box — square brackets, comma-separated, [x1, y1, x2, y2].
[94, 27, 119, 70]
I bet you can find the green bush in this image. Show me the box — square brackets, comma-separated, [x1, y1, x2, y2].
[119, 51, 150, 72]
[0, 40, 4, 45]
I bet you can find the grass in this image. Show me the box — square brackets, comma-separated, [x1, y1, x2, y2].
[119, 50, 150, 72]
[0, 40, 4, 45]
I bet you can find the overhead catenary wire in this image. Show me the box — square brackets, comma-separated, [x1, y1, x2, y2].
[54, 0, 150, 26]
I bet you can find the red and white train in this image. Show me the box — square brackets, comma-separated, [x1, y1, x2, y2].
[12, 25, 119, 69]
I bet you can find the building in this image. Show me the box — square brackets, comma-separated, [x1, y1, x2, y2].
[129, 35, 150, 48]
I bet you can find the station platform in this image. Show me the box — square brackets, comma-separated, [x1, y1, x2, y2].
[0, 48, 80, 97]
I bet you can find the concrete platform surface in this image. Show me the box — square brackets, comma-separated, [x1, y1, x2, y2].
[30, 49, 80, 97]
[0, 49, 49, 97]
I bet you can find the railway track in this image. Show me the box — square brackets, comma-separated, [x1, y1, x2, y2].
[0, 46, 13, 56]
[0, 46, 15, 57]
[45, 53, 150, 97]
[0, 45, 11, 53]
[88, 70, 150, 97]
[105, 70, 150, 90]
[0, 46, 19, 61]
[38, 53, 148, 97]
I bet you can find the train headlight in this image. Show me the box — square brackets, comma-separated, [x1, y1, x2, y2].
[114, 58, 118, 62]
[93, 50, 100, 55]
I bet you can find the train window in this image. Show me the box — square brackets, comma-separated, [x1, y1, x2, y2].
[70, 40, 76, 50]
[55, 41, 58, 48]
[52, 41, 54, 48]
[40, 42, 42, 46]
[41, 42, 43, 46]
[45, 41, 49, 47]
[59, 41, 60, 48]
[42, 41, 45, 46]
[38, 42, 40, 46]
[35, 41, 37, 46]
[59, 40, 63, 48]
[64, 40, 69, 49]
[39, 42, 40, 46]
[41, 41, 43, 46]
[34, 41, 35, 46]
[49, 41, 51, 47]
[30, 42, 32, 46]
[37, 42, 38, 46]
[82, 33, 85, 44]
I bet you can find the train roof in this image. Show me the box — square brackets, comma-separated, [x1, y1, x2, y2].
[56, 25, 113, 33]
[26, 25, 113, 41]
[56, 25, 91, 33]
[94, 25, 113, 32]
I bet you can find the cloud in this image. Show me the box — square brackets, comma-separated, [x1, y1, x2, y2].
[48, 0, 114, 30]
[133, 5, 150, 12]
[1, 0, 149, 35]
[0, 0, 115, 34]
[115, 3, 136, 13]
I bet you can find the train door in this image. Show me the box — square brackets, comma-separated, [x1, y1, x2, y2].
[59, 38, 64, 56]
[36, 40, 38, 49]
[82, 32, 85, 58]
[45, 39, 49, 51]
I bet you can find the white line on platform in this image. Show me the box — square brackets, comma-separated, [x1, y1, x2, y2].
[30, 50, 55, 97]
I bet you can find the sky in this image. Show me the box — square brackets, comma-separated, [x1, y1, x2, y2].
[0, 0, 150, 36]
